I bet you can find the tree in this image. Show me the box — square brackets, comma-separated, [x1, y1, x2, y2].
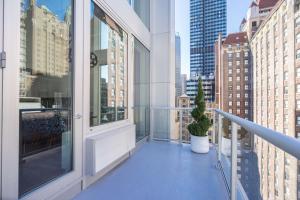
[187, 78, 212, 137]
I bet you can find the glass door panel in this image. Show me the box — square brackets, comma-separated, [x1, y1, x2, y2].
[19, 0, 73, 197]
[134, 38, 150, 142]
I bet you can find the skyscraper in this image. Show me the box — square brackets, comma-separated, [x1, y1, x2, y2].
[175, 34, 182, 105]
[190, 0, 227, 77]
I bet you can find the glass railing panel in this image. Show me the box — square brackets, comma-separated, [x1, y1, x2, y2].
[134, 106, 150, 142]
[220, 117, 232, 191]
[240, 135, 300, 200]
[236, 127, 261, 200]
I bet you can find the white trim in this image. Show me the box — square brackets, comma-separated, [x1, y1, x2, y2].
[2, 0, 19, 198]
[0, 0, 3, 197]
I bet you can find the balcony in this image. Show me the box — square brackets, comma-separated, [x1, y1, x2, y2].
[74, 108, 300, 200]
[74, 141, 228, 200]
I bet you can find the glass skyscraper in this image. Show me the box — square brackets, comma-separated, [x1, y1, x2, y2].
[190, 0, 227, 77]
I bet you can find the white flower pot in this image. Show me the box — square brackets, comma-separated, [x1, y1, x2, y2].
[190, 135, 209, 154]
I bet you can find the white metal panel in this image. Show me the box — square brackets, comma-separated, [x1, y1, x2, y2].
[2, 0, 19, 198]
[0, 0, 3, 197]
[86, 123, 135, 175]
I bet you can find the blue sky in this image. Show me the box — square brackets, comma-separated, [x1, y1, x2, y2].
[175, 0, 252, 77]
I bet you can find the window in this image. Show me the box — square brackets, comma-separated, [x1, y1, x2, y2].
[244, 60, 248, 65]
[297, 84, 300, 93]
[297, 68, 300, 77]
[236, 60, 240, 66]
[228, 53, 232, 58]
[229, 101, 232, 106]
[284, 86, 288, 94]
[245, 93, 248, 98]
[245, 76, 248, 81]
[237, 76, 240, 81]
[245, 68, 248, 73]
[245, 109, 248, 114]
[297, 33, 300, 44]
[284, 114, 288, 123]
[130, 0, 150, 30]
[244, 51, 248, 57]
[229, 77, 232, 82]
[245, 85, 249, 90]
[229, 69, 232, 74]
[229, 93, 232, 98]
[229, 109, 232, 113]
[229, 61, 232, 66]
[236, 52, 240, 58]
[90, 4, 128, 126]
[297, 49, 300, 59]
[284, 71, 288, 80]
[284, 100, 288, 108]
[237, 101, 240, 106]
[297, 100, 300, 109]
[296, 17, 300, 27]
[237, 109, 240, 114]
[237, 93, 240, 98]
[237, 85, 240, 90]
[245, 101, 249, 106]
[297, 116, 300, 126]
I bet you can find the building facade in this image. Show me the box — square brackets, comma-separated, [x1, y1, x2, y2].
[0, 0, 175, 199]
[251, 0, 300, 199]
[215, 32, 253, 122]
[240, 0, 279, 38]
[186, 74, 215, 105]
[190, 0, 227, 77]
[175, 34, 182, 105]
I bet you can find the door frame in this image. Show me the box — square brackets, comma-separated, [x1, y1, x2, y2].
[0, 0, 3, 197]
[1, 0, 84, 199]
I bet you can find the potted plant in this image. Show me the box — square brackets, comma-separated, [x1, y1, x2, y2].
[187, 78, 212, 153]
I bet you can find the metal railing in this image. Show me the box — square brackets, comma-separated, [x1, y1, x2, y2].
[215, 109, 300, 200]
[149, 107, 300, 200]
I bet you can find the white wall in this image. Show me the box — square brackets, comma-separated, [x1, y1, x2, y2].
[150, 0, 176, 139]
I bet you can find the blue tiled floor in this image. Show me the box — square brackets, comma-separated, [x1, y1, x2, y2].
[74, 141, 228, 200]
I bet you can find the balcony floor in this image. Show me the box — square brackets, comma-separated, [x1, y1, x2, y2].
[74, 141, 228, 200]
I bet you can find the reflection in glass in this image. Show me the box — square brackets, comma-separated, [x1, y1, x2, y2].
[90, 2, 128, 126]
[132, 0, 150, 30]
[19, 0, 73, 196]
[134, 39, 150, 141]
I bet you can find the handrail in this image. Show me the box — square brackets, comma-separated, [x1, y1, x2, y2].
[215, 109, 300, 160]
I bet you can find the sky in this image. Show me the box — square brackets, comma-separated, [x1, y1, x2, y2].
[175, 0, 252, 77]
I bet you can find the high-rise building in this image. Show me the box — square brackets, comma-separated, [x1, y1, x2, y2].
[180, 74, 187, 95]
[215, 32, 253, 122]
[186, 74, 215, 105]
[190, 0, 227, 77]
[251, 0, 300, 199]
[175, 34, 182, 105]
[240, 0, 279, 38]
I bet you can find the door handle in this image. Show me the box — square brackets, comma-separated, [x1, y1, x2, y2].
[74, 113, 82, 119]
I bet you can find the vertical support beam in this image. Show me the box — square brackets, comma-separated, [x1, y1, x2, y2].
[218, 115, 223, 161]
[179, 109, 183, 144]
[149, 108, 153, 141]
[231, 122, 238, 200]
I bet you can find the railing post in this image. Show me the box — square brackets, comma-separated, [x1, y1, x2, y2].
[179, 109, 183, 145]
[212, 111, 217, 144]
[218, 114, 223, 162]
[149, 107, 153, 141]
[231, 122, 238, 200]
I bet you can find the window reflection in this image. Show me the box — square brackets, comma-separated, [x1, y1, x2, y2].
[19, 0, 73, 196]
[90, 2, 128, 126]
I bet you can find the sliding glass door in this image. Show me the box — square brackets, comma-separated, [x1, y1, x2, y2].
[2, 0, 83, 199]
[134, 39, 150, 142]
